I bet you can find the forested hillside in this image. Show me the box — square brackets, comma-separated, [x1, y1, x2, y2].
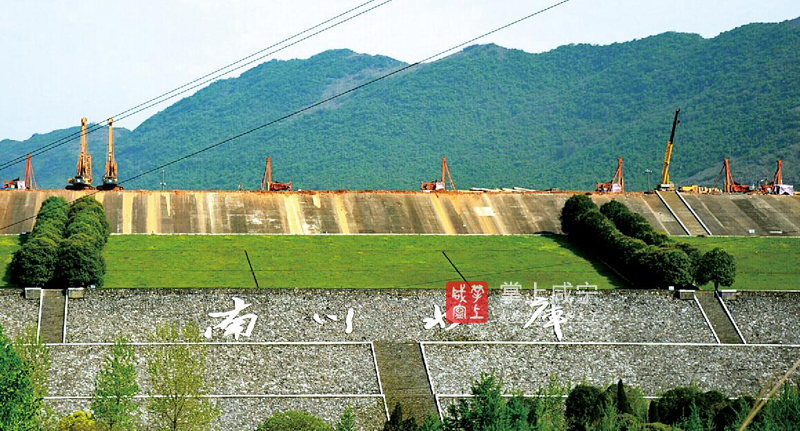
[2, 19, 798, 191]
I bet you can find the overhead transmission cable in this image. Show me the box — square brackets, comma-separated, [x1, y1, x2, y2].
[0, 0, 393, 173]
[0, 0, 573, 233]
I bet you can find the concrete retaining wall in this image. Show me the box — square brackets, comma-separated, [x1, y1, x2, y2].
[2, 190, 798, 235]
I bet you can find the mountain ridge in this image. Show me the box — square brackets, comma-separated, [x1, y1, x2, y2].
[2, 19, 798, 191]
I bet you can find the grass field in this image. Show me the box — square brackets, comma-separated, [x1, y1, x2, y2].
[683, 236, 799, 291]
[101, 235, 623, 289]
[0, 234, 796, 290]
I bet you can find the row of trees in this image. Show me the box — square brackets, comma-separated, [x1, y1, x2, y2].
[9, 196, 109, 287]
[0, 322, 218, 431]
[560, 195, 735, 289]
[4, 320, 798, 431]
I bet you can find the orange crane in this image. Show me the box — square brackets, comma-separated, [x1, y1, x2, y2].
[97, 118, 122, 191]
[761, 158, 794, 195]
[656, 108, 680, 191]
[596, 157, 624, 193]
[2, 154, 36, 190]
[720, 157, 753, 193]
[66, 118, 93, 190]
[421, 157, 456, 191]
[260, 156, 292, 191]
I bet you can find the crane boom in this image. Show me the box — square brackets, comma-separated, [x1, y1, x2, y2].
[66, 118, 93, 189]
[657, 109, 680, 191]
[97, 118, 123, 190]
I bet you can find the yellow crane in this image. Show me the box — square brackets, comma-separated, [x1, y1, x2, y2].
[656, 108, 680, 191]
[66, 118, 93, 190]
[97, 118, 122, 190]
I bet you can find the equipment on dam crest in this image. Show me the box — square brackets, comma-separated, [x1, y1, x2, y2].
[761, 159, 794, 195]
[720, 157, 753, 193]
[97, 118, 122, 191]
[2, 154, 37, 190]
[261, 156, 292, 191]
[66, 118, 93, 190]
[421, 157, 456, 191]
[656, 109, 680, 191]
[596, 157, 624, 193]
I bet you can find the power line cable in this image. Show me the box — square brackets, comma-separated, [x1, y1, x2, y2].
[0, 0, 572, 233]
[0, 0, 393, 173]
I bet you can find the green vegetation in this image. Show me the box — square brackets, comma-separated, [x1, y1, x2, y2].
[101, 234, 623, 289]
[9, 196, 69, 287]
[684, 237, 798, 291]
[91, 338, 140, 431]
[0, 325, 41, 430]
[4, 20, 798, 191]
[256, 411, 333, 431]
[145, 322, 219, 431]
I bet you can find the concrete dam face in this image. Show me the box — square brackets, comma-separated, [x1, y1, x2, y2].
[0, 190, 798, 236]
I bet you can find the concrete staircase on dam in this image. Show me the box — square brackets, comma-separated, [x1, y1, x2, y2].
[695, 291, 744, 344]
[373, 342, 438, 423]
[656, 191, 712, 236]
[38, 289, 66, 343]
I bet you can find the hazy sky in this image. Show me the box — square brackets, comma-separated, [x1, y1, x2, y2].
[1, 0, 798, 141]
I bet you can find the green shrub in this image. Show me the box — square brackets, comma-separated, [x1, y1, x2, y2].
[566, 384, 611, 431]
[58, 411, 98, 431]
[53, 234, 105, 287]
[0, 325, 41, 430]
[696, 248, 736, 290]
[560, 194, 597, 235]
[9, 237, 60, 287]
[32, 197, 70, 232]
[255, 411, 333, 431]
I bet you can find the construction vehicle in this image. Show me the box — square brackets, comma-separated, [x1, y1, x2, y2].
[656, 108, 680, 191]
[596, 157, 624, 193]
[718, 157, 754, 193]
[66, 118, 93, 190]
[260, 156, 292, 191]
[421, 157, 456, 191]
[97, 118, 122, 191]
[2, 154, 36, 190]
[760, 159, 794, 195]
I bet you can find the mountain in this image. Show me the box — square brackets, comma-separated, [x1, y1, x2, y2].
[2, 19, 799, 191]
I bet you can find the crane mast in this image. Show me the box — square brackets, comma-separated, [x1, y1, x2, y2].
[657, 109, 680, 191]
[97, 118, 122, 190]
[66, 118, 93, 190]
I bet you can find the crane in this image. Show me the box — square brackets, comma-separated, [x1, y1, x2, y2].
[261, 156, 292, 191]
[596, 157, 624, 193]
[66, 118, 93, 190]
[97, 118, 123, 191]
[2, 154, 36, 190]
[421, 157, 456, 191]
[656, 108, 680, 191]
[762, 158, 794, 195]
[720, 157, 752, 193]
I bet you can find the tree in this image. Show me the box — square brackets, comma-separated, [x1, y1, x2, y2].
[418, 414, 444, 431]
[615, 380, 634, 416]
[444, 373, 531, 431]
[696, 248, 736, 290]
[91, 337, 140, 431]
[58, 410, 99, 431]
[256, 411, 332, 431]
[0, 325, 41, 431]
[384, 404, 418, 431]
[145, 323, 219, 431]
[565, 384, 610, 431]
[560, 194, 597, 235]
[335, 405, 356, 431]
[13, 324, 56, 430]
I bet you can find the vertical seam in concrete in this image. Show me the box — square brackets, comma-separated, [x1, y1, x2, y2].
[430, 195, 456, 235]
[195, 193, 207, 234]
[370, 342, 391, 421]
[694, 293, 721, 344]
[285, 195, 304, 234]
[146, 193, 160, 234]
[481, 194, 507, 235]
[333, 195, 351, 234]
[121, 193, 133, 234]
